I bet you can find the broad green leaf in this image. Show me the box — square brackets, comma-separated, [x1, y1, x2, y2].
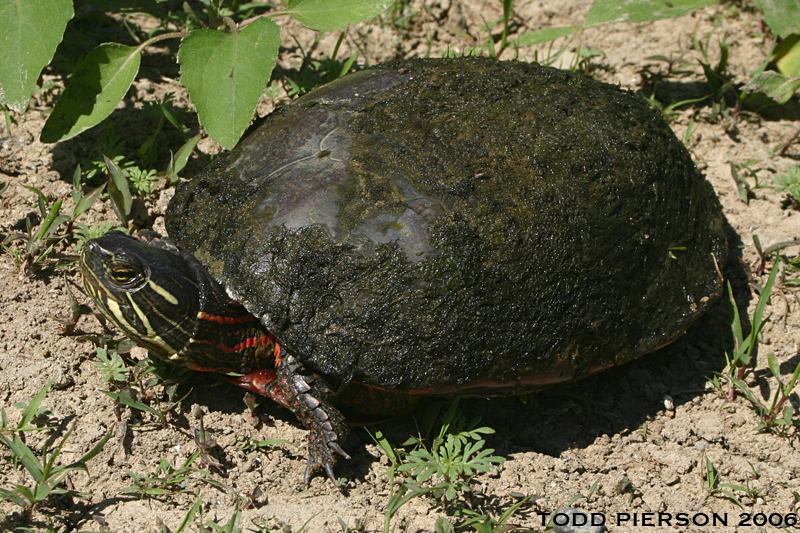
[41, 43, 142, 143]
[585, 0, 716, 27]
[755, 0, 800, 37]
[744, 70, 800, 104]
[287, 0, 395, 32]
[774, 35, 800, 76]
[0, 0, 73, 113]
[512, 26, 582, 47]
[179, 18, 281, 149]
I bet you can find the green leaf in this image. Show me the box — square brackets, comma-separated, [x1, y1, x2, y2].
[41, 43, 142, 143]
[14, 485, 36, 506]
[287, 0, 395, 32]
[19, 379, 53, 430]
[174, 496, 203, 533]
[178, 18, 281, 150]
[101, 390, 161, 417]
[585, 0, 717, 27]
[768, 352, 781, 379]
[754, 0, 800, 37]
[744, 71, 800, 104]
[773, 35, 800, 76]
[21, 185, 47, 219]
[36, 198, 65, 241]
[81, 0, 166, 18]
[0, 0, 73, 113]
[512, 26, 581, 47]
[104, 155, 132, 226]
[434, 517, 455, 533]
[72, 184, 106, 221]
[750, 263, 778, 343]
[3, 435, 44, 482]
[783, 404, 794, 424]
[167, 134, 201, 183]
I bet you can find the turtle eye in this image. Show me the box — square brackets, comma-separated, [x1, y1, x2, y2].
[110, 266, 138, 284]
[106, 257, 148, 289]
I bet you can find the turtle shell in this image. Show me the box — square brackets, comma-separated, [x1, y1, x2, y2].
[167, 57, 727, 394]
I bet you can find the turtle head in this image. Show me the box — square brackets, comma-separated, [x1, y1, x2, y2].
[80, 231, 201, 358]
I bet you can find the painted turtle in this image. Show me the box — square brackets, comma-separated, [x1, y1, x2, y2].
[80, 57, 727, 482]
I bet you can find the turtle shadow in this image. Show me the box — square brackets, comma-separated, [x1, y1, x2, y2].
[640, 79, 800, 122]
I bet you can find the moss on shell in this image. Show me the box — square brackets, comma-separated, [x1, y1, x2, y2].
[167, 57, 727, 393]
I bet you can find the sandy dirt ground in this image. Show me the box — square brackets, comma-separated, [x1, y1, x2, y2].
[2, 1, 800, 532]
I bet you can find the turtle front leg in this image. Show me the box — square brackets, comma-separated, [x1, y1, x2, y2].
[231, 352, 350, 484]
[275, 351, 350, 484]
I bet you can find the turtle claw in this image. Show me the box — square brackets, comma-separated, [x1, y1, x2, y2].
[330, 441, 350, 459]
[302, 462, 341, 490]
[324, 463, 337, 485]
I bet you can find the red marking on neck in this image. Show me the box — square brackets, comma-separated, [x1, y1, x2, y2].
[198, 311, 257, 324]
[217, 335, 273, 353]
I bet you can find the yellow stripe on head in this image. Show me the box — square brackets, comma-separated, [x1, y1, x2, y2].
[148, 281, 179, 305]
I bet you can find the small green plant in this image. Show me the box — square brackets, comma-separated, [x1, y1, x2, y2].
[126, 166, 160, 196]
[773, 165, 800, 208]
[122, 450, 219, 499]
[92, 348, 190, 441]
[723, 262, 777, 383]
[718, 263, 800, 433]
[0, 381, 112, 514]
[751, 234, 800, 276]
[104, 155, 133, 229]
[728, 351, 800, 435]
[569, 477, 602, 506]
[701, 455, 744, 508]
[199, 503, 243, 533]
[452, 493, 534, 532]
[616, 475, 638, 503]
[155, 496, 204, 533]
[730, 159, 765, 205]
[192, 406, 222, 469]
[642, 89, 704, 123]
[84, 129, 126, 181]
[398, 400, 505, 503]
[281, 30, 361, 98]
[372, 400, 505, 532]
[1, 186, 69, 275]
[94, 348, 129, 384]
[138, 94, 189, 165]
[74, 221, 125, 251]
[0, 164, 104, 275]
[372, 428, 445, 533]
